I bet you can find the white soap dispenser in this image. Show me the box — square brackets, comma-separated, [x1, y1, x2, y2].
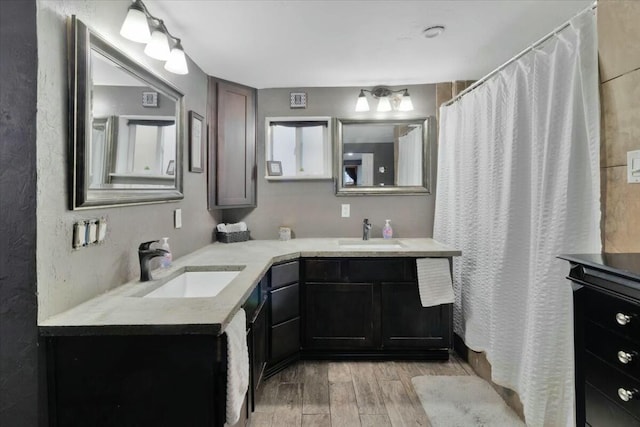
[382, 219, 393, 239]
[160, 237, 172, 268]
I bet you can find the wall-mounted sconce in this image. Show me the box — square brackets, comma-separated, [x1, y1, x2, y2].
[120, 0, 188, 75]
[355, 86, 414, 112]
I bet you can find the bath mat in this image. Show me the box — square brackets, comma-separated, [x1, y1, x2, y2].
[411, 376, 525, 427]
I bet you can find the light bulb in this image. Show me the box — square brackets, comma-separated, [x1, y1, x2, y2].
[355, 90, 370, 112]
[164, 41, 189, 75]
[377, 96, 392, 112]
[120, 1, 150, 43]
[398, 90, 414, 111]
[144, 26, 171, 60]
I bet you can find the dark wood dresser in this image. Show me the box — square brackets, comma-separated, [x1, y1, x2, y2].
[560, 253, 640, 427]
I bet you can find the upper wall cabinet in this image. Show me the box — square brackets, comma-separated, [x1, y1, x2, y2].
[265, 117, 333, 180]
[68, 16, 184, 210]
[207, 78, 256, 209]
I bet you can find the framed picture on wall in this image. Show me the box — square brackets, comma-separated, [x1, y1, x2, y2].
[189, 111, 204, 173]
[266, 161, 283, 176]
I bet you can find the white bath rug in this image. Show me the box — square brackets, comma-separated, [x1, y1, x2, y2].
[411, 375, 525, 427]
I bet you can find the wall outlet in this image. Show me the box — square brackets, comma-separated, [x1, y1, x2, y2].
[174, 209, 182, 228]
[628, 150, 640, 183]
[341, 204, 350, 218]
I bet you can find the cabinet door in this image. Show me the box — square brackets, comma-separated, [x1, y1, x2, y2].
[304, 282, 375, 349]
[208, 79, 256, 208]
[250, 299, 268, 411]
[380, 282, 452, 349]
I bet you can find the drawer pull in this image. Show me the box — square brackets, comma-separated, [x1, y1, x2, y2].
[616, 312, 633, 326]
[618, 350, 637, 364]
[618, 388, 638, 402]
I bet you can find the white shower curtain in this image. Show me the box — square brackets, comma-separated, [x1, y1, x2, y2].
[434, 10, 600, 427]
[397, 127, 422, 185]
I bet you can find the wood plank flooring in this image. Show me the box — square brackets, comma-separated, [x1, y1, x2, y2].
[252, 354, 475, 427]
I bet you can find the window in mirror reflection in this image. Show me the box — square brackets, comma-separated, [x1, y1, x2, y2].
[265, 117, 332, 180]
[342, 123, 422, 187]
[90, 49, 179, 188]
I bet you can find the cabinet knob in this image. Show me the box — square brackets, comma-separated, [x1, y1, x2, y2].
[618, 350, 636, 365]
[616, 312, 633, 326]
[618, 388, 637, 402]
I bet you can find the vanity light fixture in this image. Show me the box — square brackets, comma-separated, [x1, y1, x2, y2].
[355, 86, 414, 112]
[119, 0, 189, 75]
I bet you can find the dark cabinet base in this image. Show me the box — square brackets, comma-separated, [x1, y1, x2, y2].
[47, 335, 227, 427]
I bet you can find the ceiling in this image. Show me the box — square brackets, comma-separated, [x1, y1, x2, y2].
[146, 0, 593, 89]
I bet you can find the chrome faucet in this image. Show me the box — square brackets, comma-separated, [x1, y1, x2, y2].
[362, 218, 372, 240]
[138, 241, 169, 282]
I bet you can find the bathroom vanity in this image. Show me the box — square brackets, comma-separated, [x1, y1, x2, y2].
[40, 238, 459, 426]
[560, 253, 640, 427]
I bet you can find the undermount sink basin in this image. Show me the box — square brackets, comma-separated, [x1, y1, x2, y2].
[338, 239, 406, 250]
[143, 270, 242, 298]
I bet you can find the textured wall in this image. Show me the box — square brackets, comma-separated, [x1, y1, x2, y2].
[0, 0, 40, 424]
[36, 0, 220, 321]
[224, 85, 437, 239]
[598, 0, 640, 253]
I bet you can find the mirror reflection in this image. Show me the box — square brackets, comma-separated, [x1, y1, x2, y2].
[90, 50, 177, 188]
[336, 118, 431, 195]
[68, 17, 184, 209]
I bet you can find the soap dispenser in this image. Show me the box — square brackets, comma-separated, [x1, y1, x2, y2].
[160, 237, 172, 268]
[382, 219, 393, 239]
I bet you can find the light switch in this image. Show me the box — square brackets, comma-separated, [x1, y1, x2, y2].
[174, 209, 182, 228]
[341, 204, 350, 218]
[628, 150, 640, 184]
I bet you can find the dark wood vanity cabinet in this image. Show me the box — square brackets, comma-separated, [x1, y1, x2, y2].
[207, 78, 256, 209]
[561, 254, 640, 427]
[266, 260, 301, 375]
[302, 258, 452, 359]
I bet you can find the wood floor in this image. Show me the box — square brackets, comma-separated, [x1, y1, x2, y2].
[251, 354, 475, 427]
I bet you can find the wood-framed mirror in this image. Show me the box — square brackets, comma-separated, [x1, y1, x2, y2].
[68, 16, 184, 209]
[335, 117, 433, 196]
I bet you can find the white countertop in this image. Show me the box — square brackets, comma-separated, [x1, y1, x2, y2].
[39, 238, 460, 335]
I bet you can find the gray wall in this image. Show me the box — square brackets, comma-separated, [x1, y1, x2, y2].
[93, 85, 176, 117]
[224, 85, 437, 239]
[36, 0, 220, 321]
[0, 1, 40, 424]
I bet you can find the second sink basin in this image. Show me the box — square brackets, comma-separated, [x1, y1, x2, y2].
[338, 239, 406, 250]
[144, 269, 242, 298]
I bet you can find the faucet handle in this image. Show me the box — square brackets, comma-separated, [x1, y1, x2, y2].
[138, 240, 159, 251]
[363, 218, 369, 224]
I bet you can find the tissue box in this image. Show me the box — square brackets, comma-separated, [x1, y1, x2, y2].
[216, 230, 250, 243]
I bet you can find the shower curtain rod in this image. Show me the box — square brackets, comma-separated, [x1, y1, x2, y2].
[443, 2, 597, 107]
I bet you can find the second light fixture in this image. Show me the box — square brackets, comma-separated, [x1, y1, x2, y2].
[356, 87, 414, 112]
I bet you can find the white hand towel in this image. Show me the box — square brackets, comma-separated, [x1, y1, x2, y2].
[217, 223, 228, 233]
[224, 309, 249, 426]
[416, 258, 454, 307]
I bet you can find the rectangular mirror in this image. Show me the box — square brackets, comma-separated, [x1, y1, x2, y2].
[265, 117, 332, 180]
[68, 16, 184, 209]
[335, 118, 432, 195]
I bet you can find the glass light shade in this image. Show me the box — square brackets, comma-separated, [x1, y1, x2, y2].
[398, 92, 414, 111]
[355, 91, 370, 112]
[165, 45, 189, 75]
[120, 6, 151, 43]
[376, 96, 392, 112]
[144, 28, 171, 60]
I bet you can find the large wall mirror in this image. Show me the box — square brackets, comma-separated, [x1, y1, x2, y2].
[68, 16, 184, 209]
[335, 118, 432, 195]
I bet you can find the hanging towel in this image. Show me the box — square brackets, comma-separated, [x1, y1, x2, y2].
[416, 258, 454, 307]
[224, 308, 249, 426]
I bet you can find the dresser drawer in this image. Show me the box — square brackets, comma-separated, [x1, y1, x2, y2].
[585, 351, 640, 420]
[585, 289, 640, 344]
[585, 383, 640, 427]
[586, 321, 640, 381]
